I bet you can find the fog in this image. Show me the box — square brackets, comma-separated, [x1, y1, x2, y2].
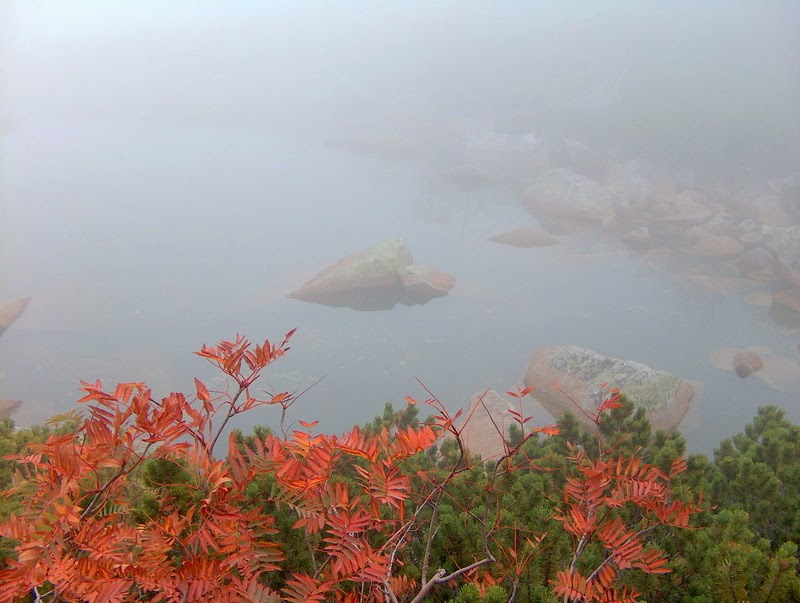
[1, 2, 799, 452]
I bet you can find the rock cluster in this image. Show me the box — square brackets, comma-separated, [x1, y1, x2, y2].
[512, 137, 800, 330]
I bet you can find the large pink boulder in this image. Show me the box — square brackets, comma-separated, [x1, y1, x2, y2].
[456, 390, 517, 462]
[523, 345, 693, 432]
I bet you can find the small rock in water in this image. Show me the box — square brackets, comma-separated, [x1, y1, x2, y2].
[488, 228, 559, 248]
[734, 351, 764, 378]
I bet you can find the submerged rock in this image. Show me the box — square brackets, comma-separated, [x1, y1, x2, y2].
[0, 297, 30, 337]
[488, 228, 559, 248]
[289, 239, 454, 310]
[523, 345, 693, 431]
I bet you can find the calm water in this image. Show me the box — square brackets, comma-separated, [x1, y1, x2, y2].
[1, 118, 798, 453]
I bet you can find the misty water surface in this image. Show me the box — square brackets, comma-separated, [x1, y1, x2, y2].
[1, 3, 798, 452]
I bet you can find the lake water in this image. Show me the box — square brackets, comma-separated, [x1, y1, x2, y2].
[2, 118, 798, 454]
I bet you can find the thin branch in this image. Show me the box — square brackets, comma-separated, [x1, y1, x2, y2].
[409, 557, 496, 603]
[382, 581, 400, 603]
[420, 492, 441, 584]
[208, 383, 249, 455]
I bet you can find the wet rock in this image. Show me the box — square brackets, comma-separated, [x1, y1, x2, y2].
[523, 168, 614, 231]
[0, 297, 30, 337]
[753, 195, 795, 227]
[621, 226, 650, 250]
[761, 225, 789, 248]
[289, 239, 454, 311]
[739, 219, 760, 233]
[488, 228, 559, 248]
[0, 399, 21, 419]
[700, 215, 741, 238]
[686, 234, 744, 257]
[683, 275, 758, 295]
[659, 191, 713, 226]
[440, 165, 497, 192]
[456, 390, 516, 461]
[559, 138, 606, 179]
[398, 265, 455, 306]
[605, 161, 652, 217]
[0, 297, 31, 418]
[711, 346, 800, 393]
[462, 130, 550, 182]
[649, 199, 674, 217]
[730, 184, 766, 211]
[769, 289, 800, 329]
[523, 345, 693, 431]
[734, 351, 764, 378]
[736, 247, 780, 282]
[739, 231, 763, 248]
[769, 173, 800, 197]
[766, 226, 800, 288]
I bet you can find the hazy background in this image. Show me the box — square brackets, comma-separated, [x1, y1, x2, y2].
[1, 1, 798, 451]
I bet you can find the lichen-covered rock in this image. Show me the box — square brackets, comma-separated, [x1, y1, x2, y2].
[523, 168, 614, 230]
[0, 297, 30, 337]
[289, 239, 454, 310]
[523, 345, 693, 431]
[488, 228, 559, 248]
